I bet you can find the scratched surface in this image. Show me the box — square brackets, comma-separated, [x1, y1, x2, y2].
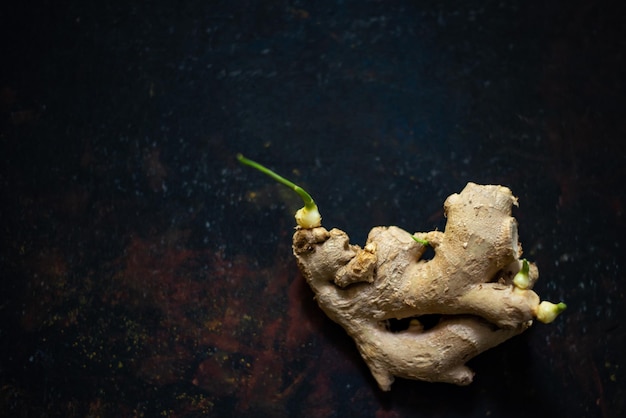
[1, 1, 625, 417]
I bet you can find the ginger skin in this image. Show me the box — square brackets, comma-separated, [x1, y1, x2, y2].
[293, 182, 550, 391]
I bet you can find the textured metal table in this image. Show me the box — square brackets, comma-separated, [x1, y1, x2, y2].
[1, 1, 624, 416]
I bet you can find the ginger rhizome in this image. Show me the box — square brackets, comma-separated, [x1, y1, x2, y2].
[238, 156, 565, 390]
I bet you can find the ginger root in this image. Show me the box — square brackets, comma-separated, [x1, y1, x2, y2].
[293, 182, 563, 390]
[237, 156, 566, 390]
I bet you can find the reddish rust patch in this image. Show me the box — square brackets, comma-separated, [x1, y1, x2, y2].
[103, 230, 336, 414]
[12, 218, 356, 415]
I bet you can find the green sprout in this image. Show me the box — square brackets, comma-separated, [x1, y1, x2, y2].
[411, 235, 430, 246]
[535, 301, 567, 324]
[513, 259, 530, 289]
[237, 154, 322, 228]
[510, 259, 567, 323]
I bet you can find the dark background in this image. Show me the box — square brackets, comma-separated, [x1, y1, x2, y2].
[1, 1, 624, 417]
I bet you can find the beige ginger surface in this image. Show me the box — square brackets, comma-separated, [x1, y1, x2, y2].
[293, 182, 560, 391]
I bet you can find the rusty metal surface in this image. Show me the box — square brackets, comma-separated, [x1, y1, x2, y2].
[1, 1, 624, 416]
